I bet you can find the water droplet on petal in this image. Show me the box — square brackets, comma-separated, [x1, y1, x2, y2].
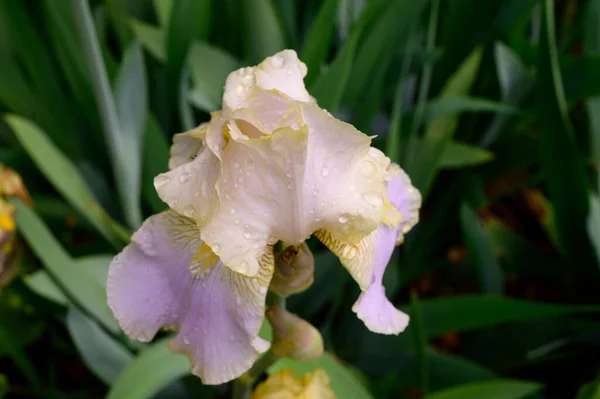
[230, 208, 237, 214]
[154, 174, 170, 188]
[183, 335, 190, 345]
[248, 160, 256, 169]
[234, 219, 240, 224]
[270, 55, 284, 69]
[239, 261, 248, 273]
[235, 84, 245, 95]
[359, 160, 376, 177]
[244, 232, 252, 239]
[259, 286, 267, 294]
[321, 167, 329, 177]
[179, 172, 192, 184]
[167, 197, 179, 207]
[338, 215, 348, 223]
[378, 315, 384, 322]
[362, 192, 383, 208]
[287, 183, 293, 190]
[183, 206, 196, 218]
[213, 243, 221, 253]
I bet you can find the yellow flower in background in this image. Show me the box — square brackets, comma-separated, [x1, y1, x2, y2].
[251, 368, 337, 399]
[0, 165, 31, 289]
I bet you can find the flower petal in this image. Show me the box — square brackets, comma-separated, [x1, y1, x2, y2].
[154, 141, 221, 226]
[387, 165, 422, 244]
[169, 123, 207, 169]
[107, 211, 274, 384]
[201, 110, 386, 276]
[223, 50, 312, 113]
[350, 225, 410, 335]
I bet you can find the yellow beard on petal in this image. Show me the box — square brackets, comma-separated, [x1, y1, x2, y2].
[189, 243, 219, 279]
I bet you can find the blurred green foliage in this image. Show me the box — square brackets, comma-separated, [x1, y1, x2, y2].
[1, 0, 600, 398]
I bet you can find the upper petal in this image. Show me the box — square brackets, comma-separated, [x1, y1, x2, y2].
[223, 50, 312, 113]
[107, 211, 274, 384]
[169, 123, 207, 169]
[201, 111, 387, 276]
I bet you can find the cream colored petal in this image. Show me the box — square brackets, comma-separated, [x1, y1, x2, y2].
[223, 50, 312, 113]
[168, 123, 208, 169]
[154, 143, 221, 227]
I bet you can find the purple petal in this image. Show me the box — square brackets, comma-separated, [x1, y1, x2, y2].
[107, 211, 274, 384]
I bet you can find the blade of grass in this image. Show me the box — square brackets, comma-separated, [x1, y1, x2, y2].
[301, 0, 339, 86]
[71, 0, 143, 229]
[5, 115, 125, 247]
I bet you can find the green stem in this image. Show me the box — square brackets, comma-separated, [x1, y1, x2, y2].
[71, 0, 140, 229]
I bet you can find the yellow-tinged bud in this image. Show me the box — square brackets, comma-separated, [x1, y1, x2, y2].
[266, 304, 323, 361]
[0, 166, 32, 207]
[269, 242, 314, 297]
[251, 368, 337, 399]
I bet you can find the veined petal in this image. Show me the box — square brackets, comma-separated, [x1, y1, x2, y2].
[107, 211, 274, 384]
[169, 123, 207, 169]
[318, 164, 421, 334]
[201, 112, 386, 276]
[223, 50, 312, 113]
[154, 142, 221, 227]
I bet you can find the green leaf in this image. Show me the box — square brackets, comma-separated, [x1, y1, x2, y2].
[424, 97, 521, 123]
[400, 296, 600, 339]
[537, 0, 597, 294]
[5, 115, 122, 247]
[585, 0, 600, 174]
[425, 380, 542, 399]
[310, 28, 360, 112]
[495, 42, 528, 101]
[438, 141, 494, 168]
[12, 200, 118, 333]
[142, 115, 170, 214]
[587, 194, 600, 269]
[0, 326, 40, 387]
[576, 373, 600, 399]
[67, 307, 132, 385]
[407, 48, 483, 197]
[188, 41, 240, 112]
[130, 19, 166, 62]
[270, 353, 374, 399]
[154, 0, 173, 27]
[410, 291, 429, 393]
[114, 41, 147, 229]
[107, 338, 189, 399]
[460, 204, 503, 295]
[23, 271, 68, 306]
[301, 0, 339, 85]
[240, 0, 285, 63]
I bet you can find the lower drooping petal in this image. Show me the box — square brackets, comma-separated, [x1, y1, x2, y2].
[106, 211, 274, 384]
[317, 164, 421, 335]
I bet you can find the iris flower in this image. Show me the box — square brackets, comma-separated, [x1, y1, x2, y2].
[251, 368, 336, 399]
[107, 50, 421, 384]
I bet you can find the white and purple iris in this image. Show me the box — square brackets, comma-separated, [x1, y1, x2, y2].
[106, 50, 422, 385]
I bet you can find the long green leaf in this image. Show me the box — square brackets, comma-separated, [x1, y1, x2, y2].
[439, 141, 494, 169]
[241, 0, 285, 63]
[425, 380, 542, 399]
[107, 338, 189, 399]
[12, 200, 118, 333]
[424, 97, 520, 122]
[460, 204, 503, 295]
[407, 48, 483, 197]
[270, 353, 374, 399]
[5, 115, 123, 247]
[67, 307, 132, 385]
[114, 41, 147, 228]
[301, 0, 339, 86]
[537, 0, 598, 296]
[130, 19, 166, 62]
[142, 115, 170, 214]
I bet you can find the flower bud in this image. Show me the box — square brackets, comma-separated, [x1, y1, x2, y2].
[266, 304, 323, 361]
[269, 242, 314, 297]
[251, 368, 336, 399]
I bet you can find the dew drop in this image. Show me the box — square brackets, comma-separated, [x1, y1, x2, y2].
[167, 197, 179, 207]
[321, 167, 329, 177]
[259, 286, 267, 294]
[287, 183, 293, 190]
[235, 84, 245, 95]
[244, 232, 252, 239]
[248, 160, 256, 169]
[338, 215, 348, 224]
[230, 208, 237, 214]
[270, 55, 284, 69]
[183, 206, 196, 218]
[236, 295, 242, 305]
[213, 243, 221, 253]
[179, 172, 192, 184]
[362, 192, 383, 207]
[239, 261, 248, 273]
[358, 207, 365, 214]
[378, 315, 384, 322]
[183, 335, 190, 345]
[154, 174, 171, 188]
[359, 160, 376, 177]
